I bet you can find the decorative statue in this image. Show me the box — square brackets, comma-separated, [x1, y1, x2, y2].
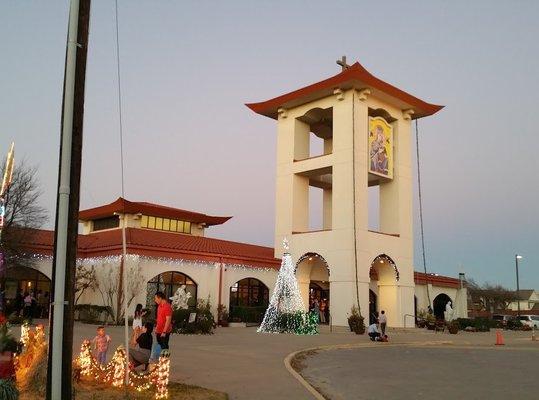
[444, 301, 454, 322]
[170, 285, 191, 310]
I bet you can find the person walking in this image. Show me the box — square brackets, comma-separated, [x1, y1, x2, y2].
[154, 291, 173, 350]
[379, 310, 387, 336]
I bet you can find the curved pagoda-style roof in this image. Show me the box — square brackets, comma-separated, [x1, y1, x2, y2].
[246, 61, 443, 120]
[79, 197, 231, 227]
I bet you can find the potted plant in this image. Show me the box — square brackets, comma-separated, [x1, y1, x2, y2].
[447, 320, 459, 334]
[0, 316, 21, 380]
[217, 304, 229, 327]
[416, 309, 427, 328]
[426, 313, 436, 330]
[347, 305, 365, 335]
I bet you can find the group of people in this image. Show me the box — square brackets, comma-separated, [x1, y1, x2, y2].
[92, 291, 173, 370]
[12, 289, 50, 318]
[367, 310, 389, 342]
[309, 297, 329, 324]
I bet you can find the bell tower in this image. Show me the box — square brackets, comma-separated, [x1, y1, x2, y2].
[247, 59, 442, 327]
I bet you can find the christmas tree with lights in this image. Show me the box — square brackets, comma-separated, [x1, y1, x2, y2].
[258, 238, 318, 335]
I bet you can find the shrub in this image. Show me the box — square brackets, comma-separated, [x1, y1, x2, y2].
[229, 306, 267, 323]
[173, 299, 216, 335]
[0, 379, 18, 400]
[0, 323, 21, 354]
[74, 304, 113, 324]
[7, 313, 29, 326]
[456, 318, 474, 330]
[474, 317, 496, 332]
[347, 305, 365, 334]
[506, 318, 523, 330]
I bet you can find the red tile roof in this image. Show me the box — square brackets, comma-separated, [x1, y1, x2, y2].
[79, 198, 231, 227]
[246, 61, 443, 120]
[19, 228, 280, 270]
[414, 271, 462, 289]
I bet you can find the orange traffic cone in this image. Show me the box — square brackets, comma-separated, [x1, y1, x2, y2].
[495, 329, 505, 346]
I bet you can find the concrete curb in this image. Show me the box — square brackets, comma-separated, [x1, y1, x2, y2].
[284, 347, 327, 400]
[283, 340, 471, 400]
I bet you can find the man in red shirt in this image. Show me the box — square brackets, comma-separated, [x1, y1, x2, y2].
[154, 291, 173, 350]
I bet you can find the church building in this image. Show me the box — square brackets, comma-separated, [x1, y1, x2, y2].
[8, 60, 467, 328]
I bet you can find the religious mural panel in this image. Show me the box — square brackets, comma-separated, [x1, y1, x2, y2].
[368, 116, 393, 179]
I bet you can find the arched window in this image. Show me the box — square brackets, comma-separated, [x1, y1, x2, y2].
[229, 278, 269, 308]
[146, 271, 197, 311]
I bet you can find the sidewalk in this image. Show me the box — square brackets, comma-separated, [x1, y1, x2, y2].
[23, 322, 539, 400]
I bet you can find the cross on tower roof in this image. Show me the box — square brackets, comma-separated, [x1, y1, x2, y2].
[336, 55, 350, 71]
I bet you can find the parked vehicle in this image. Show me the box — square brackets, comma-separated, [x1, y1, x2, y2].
[517, 315, 539, 328]
[492, 314, 512, 327]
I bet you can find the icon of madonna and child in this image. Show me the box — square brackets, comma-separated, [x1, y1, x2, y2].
[369, 118, 393, 179]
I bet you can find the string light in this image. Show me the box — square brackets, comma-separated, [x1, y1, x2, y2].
[22, 253, 277, 273]
[371, 254, 400, 281]
[75, 339, 171, 398]
[258, 240, 318, 335]
[20, 322, 30, 346]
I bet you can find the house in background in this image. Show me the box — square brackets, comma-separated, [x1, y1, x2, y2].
[508, 290, 539, 312]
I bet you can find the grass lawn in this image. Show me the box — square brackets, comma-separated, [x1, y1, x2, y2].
[19, 381, 228, 400]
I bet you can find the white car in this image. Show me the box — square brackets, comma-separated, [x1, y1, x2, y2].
[518, 315, 539, 328]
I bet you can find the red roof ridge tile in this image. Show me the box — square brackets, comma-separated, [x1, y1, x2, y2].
[79, 197, 232, 227]
[246, 60, 443, 120]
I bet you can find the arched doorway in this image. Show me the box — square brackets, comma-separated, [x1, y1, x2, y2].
[369, 290, 378, 325]
[370, 254, 399, 325]
[3, 265, 51, 317]
[296, 252, 330, 324]
[229, 278, 269, 323]
[433, 293, 452, 320]
[146, 271, 197, 316]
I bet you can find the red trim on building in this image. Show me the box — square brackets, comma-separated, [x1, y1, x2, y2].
[79, 197, 232, 227]
[246, 62, 443, 120]
[414, 271, 461, 289]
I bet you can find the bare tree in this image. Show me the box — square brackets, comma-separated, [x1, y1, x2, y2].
[74, 264, 98, 304]
[467, 278, 514, 312]
[0, 160, 47, 266]
[95, 258, 145, 323]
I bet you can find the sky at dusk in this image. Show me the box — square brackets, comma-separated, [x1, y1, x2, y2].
[1, 1, 538, 289]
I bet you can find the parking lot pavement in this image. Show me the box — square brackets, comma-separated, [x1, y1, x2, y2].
[18, 321, 539, 400]
[301, 344, 539, 400]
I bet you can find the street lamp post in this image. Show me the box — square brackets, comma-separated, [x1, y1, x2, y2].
[515, 255, 523, 317]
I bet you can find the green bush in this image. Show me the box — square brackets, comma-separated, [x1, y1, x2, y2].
[173, 299, 216, 335]
[474, 318, 496, 332]
[74, 304, 113, 324]
[506, 318, 523, 330]
[7, 313, 30, 326]
[456, 318, 474, 330]
[0, 379, 18, 400]
[229, 306, 267, 323]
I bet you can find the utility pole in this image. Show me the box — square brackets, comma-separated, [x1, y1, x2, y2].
[46, 1, 91, 399]
[515, 254, 523, 318]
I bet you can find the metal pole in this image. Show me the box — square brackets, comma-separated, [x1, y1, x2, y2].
[49, 2, 80, 398]
[516, 255, 520, 318]
[122, 214, 129, 384]
[47, 1, 90, 398]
